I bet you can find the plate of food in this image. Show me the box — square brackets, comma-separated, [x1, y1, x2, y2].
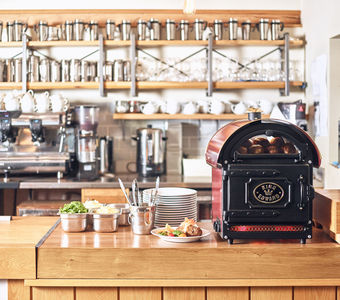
[151, 218, 210, 243]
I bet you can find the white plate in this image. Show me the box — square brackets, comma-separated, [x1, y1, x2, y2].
[144, 188, 197, 197]
[151, 228, 210, 243]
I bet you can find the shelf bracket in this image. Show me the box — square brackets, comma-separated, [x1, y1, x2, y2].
[283, 32, 290, 96]
[22, 34, 27, 93]
[130, 32, 137, 97]
[207, 33, 213, 97]
[98, 33, 105, 97]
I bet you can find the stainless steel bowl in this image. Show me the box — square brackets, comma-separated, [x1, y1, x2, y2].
[60, 213, 87, 232]
[93, 213, 120, 232]
[108, 203, 130, 225]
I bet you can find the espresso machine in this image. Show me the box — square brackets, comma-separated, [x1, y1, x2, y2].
[74, 105, 99, 180]
[0, 110, 75, 179]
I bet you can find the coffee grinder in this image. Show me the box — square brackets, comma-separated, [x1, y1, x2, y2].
[74, 105, 99, 180]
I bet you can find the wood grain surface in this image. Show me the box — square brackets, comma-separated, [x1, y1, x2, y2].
[294, 287, 336, 300]
[8, 280, 31, 300]
[119, 287, 162, 300]
[163, 287, 205, 300]
[76, 287, 118, 300]
[32, 287, 74, 300]
[81, 188, 128, 203]
[251, 287, 292, 300]
[207, 287, 249, 300]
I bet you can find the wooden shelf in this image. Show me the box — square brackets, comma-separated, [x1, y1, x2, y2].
[113, 113, 270, 120]
[0, 81, 304, 90]
[0, 39, 304, 48]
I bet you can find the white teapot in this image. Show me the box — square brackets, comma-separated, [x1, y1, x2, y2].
[231, 101, 247, 115]
[3, 92, 20, 111]
[140, 101, 158, 115]
[20, 90, 35, 113]
[50, 94, 69, 113]
[35, 91, 50, 113]
[182, 101, 197, 115]
[257, 99, 273, 115]
[160, 101, 181, 115]
[209, 100, 225, 115]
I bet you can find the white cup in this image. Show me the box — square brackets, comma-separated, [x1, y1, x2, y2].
[160, 101, 181, 115]
[257, 99, 273, 115]
[182, 101, 197, 115]
[50, 94, 69, 112]
[209, 100, 225, 115]
[35, 91, 50, 113]
[140, 101, 158, 115]
[20, 90, 35, 113]
[4, 93, 20, 111]
[231, 101, 247, 115]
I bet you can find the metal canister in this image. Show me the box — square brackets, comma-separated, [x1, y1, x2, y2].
[65, 20, 73, 41]
[14, 58, 22, 82]
[28, 55, 40, 82]
[0, 60, 6, 82]
[123, 60, 131, 81]
[194, 19, 207, 40]
[51, 60, 61, 82]
[166, 19, 176, 40]
[80, 60, 89, 82]
[106, 20, 115, 40]
[0, 22, 3, 42]
[242, 20, 251, 40]
[179, 20, 189, 41]
[104, 61, 114, 81]
[70, 59, 81, 82]
[137, 19, 146, 41]
[271, 19, 284, 40]
[228, 18, 238, 40]
[74, 19, 85, 41]
[6, 22, 14, 42]
[6, 59, 14, 82]
[38, 21, 48, 41]
[61, 59, 70, 82]
[13, 20, 25, 41]
[213, 20, 224, 40]
[89, 20, 98, 41]
[148, 18, 160, 40]
[120, 20, 131, 41]
[87, 62, 97, 81]
[257, 18, 269, 40]
[113, 59, 124, 81]
[39, 58, 50, 82]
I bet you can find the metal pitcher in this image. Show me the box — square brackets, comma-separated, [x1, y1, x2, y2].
[80, 60, 89, 82]
[166, 19, 176, 40]
[129, 205, 156, 235]
[13, 20, 26, 41]
[123, 60, 131, 81]
[6, 22, 14, 42]
[14, 58, 22, 82]
[89, 20, 98, 41]
[179, 20, 189, 41]
[113, 59, 124, 81]
[37, 21, 48, 41]
[120, 20, 131, 41]
[148, 18, 161, 40]
[193, 19, 207, 40]
[228, 18, 238, 40]
[106, 20, 115, 40]
[61, 59, 70, 82]
[51, 60, 61, 82]
[257, 18, 269, 40]
[28, 55, 40, 82]
[87, 62, 97, 81]
[104, 61, 114, 81]
[64, 20, 73, 41]
[39, 58, 50, 82]
[241, 20, 252, 40]
[70, 59, 81, 82]
[74, 19, 85, 41]
[0, 60, 6, 82]
[6, 59, 14, 82]
[137, 19, 147, 41]
[271, 19, 284, 40]
[0, 22, 3, 42]
[213, 19, 224, 40]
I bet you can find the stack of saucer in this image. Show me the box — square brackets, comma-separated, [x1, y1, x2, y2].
[143, 187, 197, 227]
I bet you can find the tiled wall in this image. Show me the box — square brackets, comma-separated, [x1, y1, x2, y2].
[95, 102, 231, 174]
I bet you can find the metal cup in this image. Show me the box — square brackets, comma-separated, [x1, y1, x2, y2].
[104, 61, 114, 81]
[51, 60, 61, 82]
[228, 18, 238, 40]
[271, 19, 284, 40]
[166, 19, 176, 40]
[74, 19, 85, 41]
[13, 20, 25, 41]
[70, 59, 81, 82]
[39, 58, 50, 82]
[213, 19, 223, 40]
[28, 55, 40, 82]
[65, 21, 73, 41]
[14, 58, 22, 82]
[6, 59, 14, 82]
[0, 60, 6, 82]
[123, 60, 131, 81]
[179, 20, 189, 41]
[80, 60, 89, 82]
[242, 20, 251, 40]
[148, 18, 160, 40]
[194, 19, 207, 40]
[61, 59, 70, 82]
[137, 19, 146, 41]
[257, 18, 269, 40]
[89, 20, 98, 41]
[129, 206, 156, 235]
[106, 20, 115, 40]
[6, 22, 14, 42]
[120, 20, 131, 41]
[87, 62, 97, 81]
[113, 59, 124, 81]
[38, 21, 48, 41]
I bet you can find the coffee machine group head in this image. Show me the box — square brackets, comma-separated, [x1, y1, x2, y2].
[74, 105, 100, 180]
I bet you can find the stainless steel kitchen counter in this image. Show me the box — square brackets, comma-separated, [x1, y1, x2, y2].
[8, 174, 212, 189]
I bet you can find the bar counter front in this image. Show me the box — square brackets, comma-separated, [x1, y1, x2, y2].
[2, 216, 340, 300]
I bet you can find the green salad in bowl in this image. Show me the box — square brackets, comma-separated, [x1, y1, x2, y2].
[59, 201, 88, 214]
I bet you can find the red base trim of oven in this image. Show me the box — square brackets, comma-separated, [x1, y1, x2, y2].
[230, 225, 304, 232]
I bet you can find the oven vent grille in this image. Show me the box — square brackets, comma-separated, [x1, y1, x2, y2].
[230, 225, 305, 232]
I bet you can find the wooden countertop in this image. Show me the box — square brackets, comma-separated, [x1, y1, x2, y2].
[37, 221, 340, 281]
[0, 216, 58, 279]
[316, 188, 340, 200]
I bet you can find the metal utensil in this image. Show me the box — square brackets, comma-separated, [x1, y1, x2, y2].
[132, 178, 137, 206]
[118, 178, 133, 206]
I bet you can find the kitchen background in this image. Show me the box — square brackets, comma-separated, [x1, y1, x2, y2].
[0, 0, 338, 187]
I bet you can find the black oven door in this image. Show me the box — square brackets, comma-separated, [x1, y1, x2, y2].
[223, 163, 313, 224]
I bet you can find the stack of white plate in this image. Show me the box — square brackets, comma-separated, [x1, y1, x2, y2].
[143, 187, 197, 227]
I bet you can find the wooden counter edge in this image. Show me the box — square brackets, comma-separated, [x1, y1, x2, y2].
[24, 278, 340, 287]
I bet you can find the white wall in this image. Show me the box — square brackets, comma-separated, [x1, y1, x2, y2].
[302, 0, 340, 188]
